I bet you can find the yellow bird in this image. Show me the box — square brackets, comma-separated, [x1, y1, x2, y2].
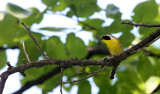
[101, 34, 123, 55]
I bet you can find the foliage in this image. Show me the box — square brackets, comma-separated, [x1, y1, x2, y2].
[0, 0, 160, 94]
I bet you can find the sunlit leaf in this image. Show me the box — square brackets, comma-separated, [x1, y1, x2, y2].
[137, 55, 154, 81]
[21, 8, 43, 26]
[106, 4, 121, 20]
[144, 76, 160, 94]
[78, 80, 91, 94]
[80, 19, 104, 30]
[67, 3, 100, 17]
[62, 0, 96, 4]
[94, 69, 117, 94]
[6, 3, 31, 18]
[42, 0, 58, 6]
[51, 1, 68, 12]
[46, 36, 68, 59]
[39, 27, 68, 32]
[132, 0, 158, 23]
[0, 12, 6, 21]
[107, 20, 133, 33]
[0, 50, 7, 69]
[119, 32, 135, 47]
[66, 33, 88, 59]
[139, 27, 158, 39]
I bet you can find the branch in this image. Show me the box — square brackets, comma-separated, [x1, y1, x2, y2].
[1, 27, 160, 93]
[63, 66, 107, 84]
[60, 67, 64, 94]
[109, 66, 117, 79]
[13, 66, 69, 94]
[121, 21, 160, 28]
[142, 49, 160, 58]
[21, 22, 46, 58]
[87, 47, 110, 59]
[0, 62, 13, 93]
[22, 41, 31, 63]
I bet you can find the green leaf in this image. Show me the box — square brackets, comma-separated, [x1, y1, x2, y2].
[42, 0, 58, 6]
[119, 32, 135, 47]
[132, 0, 158, 23]
[80, 19, 104, 30]
[67, 3, 100, 17]
[0, 15, 29, 47]
[37, 66, 60, 94]
[93, 69, 117, 94]
[46, 36, 68, 59]
[39, 27, 68, 32]
[0, 50, 7, 69]
[21, 8, 43, 26]
[66, 33, 88, 59]
[139, 27, 158, 39]
[106, 4, 121, 19]
[78, 80, 91, 94]
[107, 20, 133, 33]
[137, 55, 154, 81]
[62, 0, 96, 4]
[6, 3, 31, 18]
[17, 32, 44, 65]
[51, 1, 68, 12]
[143, 76, 160, 94]
[116, 63, 144, 94]
[0, 12, 6, 21]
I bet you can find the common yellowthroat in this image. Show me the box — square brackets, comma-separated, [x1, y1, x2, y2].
[101, 34, 123, 55]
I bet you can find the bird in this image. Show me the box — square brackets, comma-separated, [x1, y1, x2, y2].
[101, 34, 123, 55]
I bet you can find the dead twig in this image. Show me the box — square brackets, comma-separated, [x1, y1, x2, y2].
[22, 41, 31, 63]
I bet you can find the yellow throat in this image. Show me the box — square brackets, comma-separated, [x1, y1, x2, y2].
[101, 34, 123, 55]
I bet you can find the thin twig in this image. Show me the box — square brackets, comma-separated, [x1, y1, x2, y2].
[63, 66, 107, 84]
[23, 59, 26, 64]
[76, 71, 98, 75]
[142, 49, 160, 58]
[60, 67, 63, 94]
[22, 41, 31, 63]
[14, 67, 69, 94]
[21, 22, 46, 58]
[121, 21, 160, 28]
[131, 36, 160, 54]
[109, 66, 117, 79]
[7, 62, 13, 70]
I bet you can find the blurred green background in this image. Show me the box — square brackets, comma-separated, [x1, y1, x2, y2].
[0, 0, 160, 94]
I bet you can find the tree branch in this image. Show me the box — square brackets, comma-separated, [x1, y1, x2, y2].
[87, 46, 110, 59]
[22, 41, 31, 63]
[121, 21, 160, 28]
[60, 67, 64, 94]
[21, 22, 46, 58]
[13, 66, 69, 94]
[63, 66, 107, 84]
[0, 27, 160, 93]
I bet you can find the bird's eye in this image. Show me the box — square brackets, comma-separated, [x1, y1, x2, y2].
[102, 36, 111, 40]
